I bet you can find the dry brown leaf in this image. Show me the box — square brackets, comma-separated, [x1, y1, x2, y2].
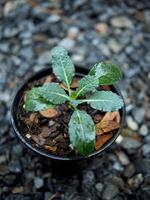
[96, 120, 120, 135]
[40, 108, 58, 118]
[101, 111, 120, 123]
[70, 78, 80, 88]
[25, 113, 38, 126]
[29, 113, 38, 123]
[100, 120, 120, 133]
[44, 145, 57, 152]
[44, 74, 55, 83]
[95, 133, 113, 150]
[95, 125, 104, 135]
[96, 111, 120, 135]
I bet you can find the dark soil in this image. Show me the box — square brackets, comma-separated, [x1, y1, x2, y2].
[16, 73, 119, 157]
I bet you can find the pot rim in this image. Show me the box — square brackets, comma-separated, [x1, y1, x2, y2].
[11, 67, 126, 161]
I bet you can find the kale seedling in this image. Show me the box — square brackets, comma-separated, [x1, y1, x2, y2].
[24, 46, 124, 156]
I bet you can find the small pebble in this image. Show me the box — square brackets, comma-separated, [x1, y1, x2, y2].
[142, 144, 150, 156]
[95, 182, 104, 193]
[34, 177, 44, 189]
[139, 124, 148, 136]
[110, 16, 133, 28]
[121, 138, 142, 151]
[102, 184, 119, 200]
[124, 164, 135, 178]
[68, 27, 79, 39]
[59, 38, 75, 51]
[48, 120, 55, 126]
[116, 151, 130, 166]
[132, 108, 145, 124]
[108, 38, 123, 53]
[127, 116, 138, 131]
[127, 174, 144, 189]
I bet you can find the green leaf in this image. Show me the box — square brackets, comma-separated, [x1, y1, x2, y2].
[25, 88, 54, 112]
[51, 46, 75, 94]
[82, 91, 124, 112]
[39, 83, 70, 104]
[75, 75, 99, 97]
[69, 110, 96, 156]
[70, 99, 83, 107]
[89, 62, 122, 85]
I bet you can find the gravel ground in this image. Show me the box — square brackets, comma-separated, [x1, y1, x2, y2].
[0, 0, 150, 199]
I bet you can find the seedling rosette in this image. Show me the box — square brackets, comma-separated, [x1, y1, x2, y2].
[24, 46, 124, 156]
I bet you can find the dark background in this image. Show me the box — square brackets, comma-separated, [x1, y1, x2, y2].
[0, 0, 150, 199]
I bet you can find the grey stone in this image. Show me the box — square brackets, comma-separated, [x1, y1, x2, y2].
[11, 56, 22, 66]
[64, 187, 80, 200]
[98, 43, 111, 57]
[16, 62, 30, 76]
[9, 159, 22, 174]
[110, 16, 133, 28]
[95, 182, 104, 193]
[19, 31, 32, 39]
[47, 14, 61, 23]
[68, 27, 79, 39]
[0, 155, 7, 164]
[121, 138, 141, 151]
[116, 151, 130, 166]
[44, 192, 53, 200]
[126, 116, 138, 130]
[127, 174, 144, 189]
[132, 108, 145, 124]
[134, 158, 150, 175]
[34, 177, 44, 189]
[12, 144, 23, 156]
[0, 118, 8, 136]
[104, 175, 125, 190]
[37, 51, 51, 65]
[0, 43, 10, 52]
[72, 54, 84, 63]
[59, 38, 75, 51]
[142, 144, 150, 156]
[139, 124, 149, 136]
[48, 120, 55, 126]
[3, 27, 20, 38]
[19, 47, 34, 61]
[108, 38, 123, 53]
[102, 184, 119, 200]
[124, 164, 135, 178]
[113, 162, 124, 172]
[82, 170, 95, 191]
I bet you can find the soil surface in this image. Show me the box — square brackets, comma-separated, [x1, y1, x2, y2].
[16, 74, 119, 157]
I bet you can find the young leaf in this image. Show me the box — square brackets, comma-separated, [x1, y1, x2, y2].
[25, 88, 54, 112]
[39, 83, 70, 104]
[69, 110, 96, 156]
[89, 62, 122, 85]
[82, 91, 124, 112]
[51, 46, 75, 94]
[70, 99, 83, 107]
[75, 75, 99, 97]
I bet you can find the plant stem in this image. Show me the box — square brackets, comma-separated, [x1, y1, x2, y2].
[69, 103, 77, 111]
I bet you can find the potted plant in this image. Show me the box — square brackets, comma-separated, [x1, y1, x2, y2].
[11, 46, 125, 162]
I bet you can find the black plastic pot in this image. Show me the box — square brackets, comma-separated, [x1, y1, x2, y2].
[11, 67, 125, 164]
